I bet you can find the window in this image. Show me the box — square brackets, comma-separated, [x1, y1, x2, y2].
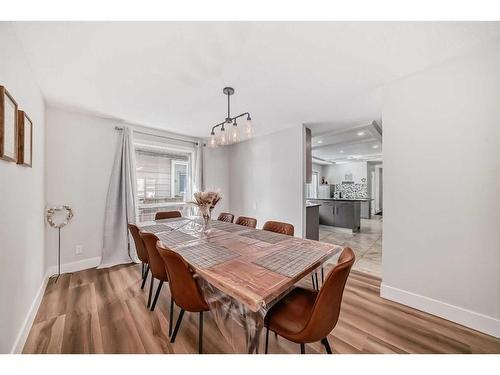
[135, 146, 192, 222]
[171, 160, 189, 201]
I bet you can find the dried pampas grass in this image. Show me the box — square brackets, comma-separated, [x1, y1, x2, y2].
[192, 190, 222, 216]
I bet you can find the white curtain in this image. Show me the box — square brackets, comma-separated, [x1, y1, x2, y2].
[185, 141, 205, 216]
[193, 141, 205, 193]
[99, 127, 138, 268]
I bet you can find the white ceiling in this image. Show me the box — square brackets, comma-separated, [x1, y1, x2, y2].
[12, 21, 500, 138]
[312, 123, 382, 163]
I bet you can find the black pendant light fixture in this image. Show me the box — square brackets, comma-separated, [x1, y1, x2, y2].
[208, 87, 253, 148]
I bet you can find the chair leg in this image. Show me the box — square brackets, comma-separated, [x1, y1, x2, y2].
[265, 327, 269, 354]
[321, 267, 324, 284]
[300, 343, 305, 354]
[168, 297, 174, 337]
[311, 274, 316, 290]
[199, 311, 204, 354]
[141, 265, 149, 290]
[321, 337, 332, 354]
[150, 280, 164, 311]
[170, 309, 185, 343]
[147, 277, 154, 308]
[315, 272, 319, 290]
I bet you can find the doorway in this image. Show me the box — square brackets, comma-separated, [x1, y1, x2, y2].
[305, 122, 383, 278]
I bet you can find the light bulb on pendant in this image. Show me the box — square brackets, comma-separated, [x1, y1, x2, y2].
[244, 115, 253, 139]
[208, 131, 217, 148]
[231, 119, 240, 143]
[219, 126, 227, 145]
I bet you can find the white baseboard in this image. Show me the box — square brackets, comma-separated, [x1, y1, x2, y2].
[11, 256, 102, 353]
[10, 270, 50, 354]
[46, 256, 101, 276]
[381, 283, 500, 338]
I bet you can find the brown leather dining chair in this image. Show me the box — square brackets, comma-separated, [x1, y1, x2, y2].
[262, 220, 294, 236]
[217, 212, 234, 223]
[155, 210, 182, 220]
[128, 224, 150, 291]
[139, 232, 171, 314]
[235, 216, 257, 228]
[264, 247, 355, 354]
[157, 241, 209, 354]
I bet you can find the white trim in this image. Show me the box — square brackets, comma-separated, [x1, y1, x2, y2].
[46, 256, 101, 276]
[10, 270, 50, 354]
[381, 283, 500, 338]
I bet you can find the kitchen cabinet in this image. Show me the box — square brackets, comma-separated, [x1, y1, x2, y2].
[310, 199, 361, 232]
[319, 202, 334, 226]
[334, 202, 355, 228]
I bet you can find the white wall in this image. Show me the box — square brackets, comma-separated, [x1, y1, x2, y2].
[381, 46, 500, 337]
[312, 162, 324, 177]
[45, 108, 119, 269]
[226, 125, 304, 235]
[0, 23, 46, 353]
[204, 146, 231, 217]
[323, 161, 367, 184]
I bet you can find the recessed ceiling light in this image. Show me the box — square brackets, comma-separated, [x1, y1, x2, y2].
[372, 144, 379, 149]
[340, 150, 344, 153]
[317, 140, 323, 144]
[357, 131, 365, 136]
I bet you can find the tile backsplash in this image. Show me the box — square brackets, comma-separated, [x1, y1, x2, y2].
[333, 183, 368, 199]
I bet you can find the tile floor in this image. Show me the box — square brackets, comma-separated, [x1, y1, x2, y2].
[320, 215, 383, 277]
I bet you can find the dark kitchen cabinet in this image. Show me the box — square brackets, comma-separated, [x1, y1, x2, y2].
[334, 202, 355, 228]
[311, 199, 361, 232]
[319, 203, 334, 226]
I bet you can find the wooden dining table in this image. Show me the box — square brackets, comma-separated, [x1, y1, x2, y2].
[139, 216, 341, 353]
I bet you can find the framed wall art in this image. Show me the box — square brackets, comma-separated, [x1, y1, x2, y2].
[17, 110, 33, 167]
[0, 86, 18, 162]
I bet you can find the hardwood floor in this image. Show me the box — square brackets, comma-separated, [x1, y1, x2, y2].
[23, 263, 500, 354]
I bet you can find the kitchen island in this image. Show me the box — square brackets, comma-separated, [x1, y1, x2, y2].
[307, 198, 369, 232]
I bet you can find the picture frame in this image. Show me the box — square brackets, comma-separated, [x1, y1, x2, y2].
[17, 110, 33, 167]
[0, 86, 19, 162]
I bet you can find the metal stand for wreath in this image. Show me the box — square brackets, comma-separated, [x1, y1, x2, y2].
[50, 226, 66, 283]
[56, 227, 61, 282]
[46, 205, 74, 283]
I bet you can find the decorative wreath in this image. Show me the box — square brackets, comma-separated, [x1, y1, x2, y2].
[46, 205, 74, 228]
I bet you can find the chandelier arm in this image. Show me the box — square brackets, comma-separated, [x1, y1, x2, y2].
[211, 121, 227, 134]
[231, 112, 251, 122]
